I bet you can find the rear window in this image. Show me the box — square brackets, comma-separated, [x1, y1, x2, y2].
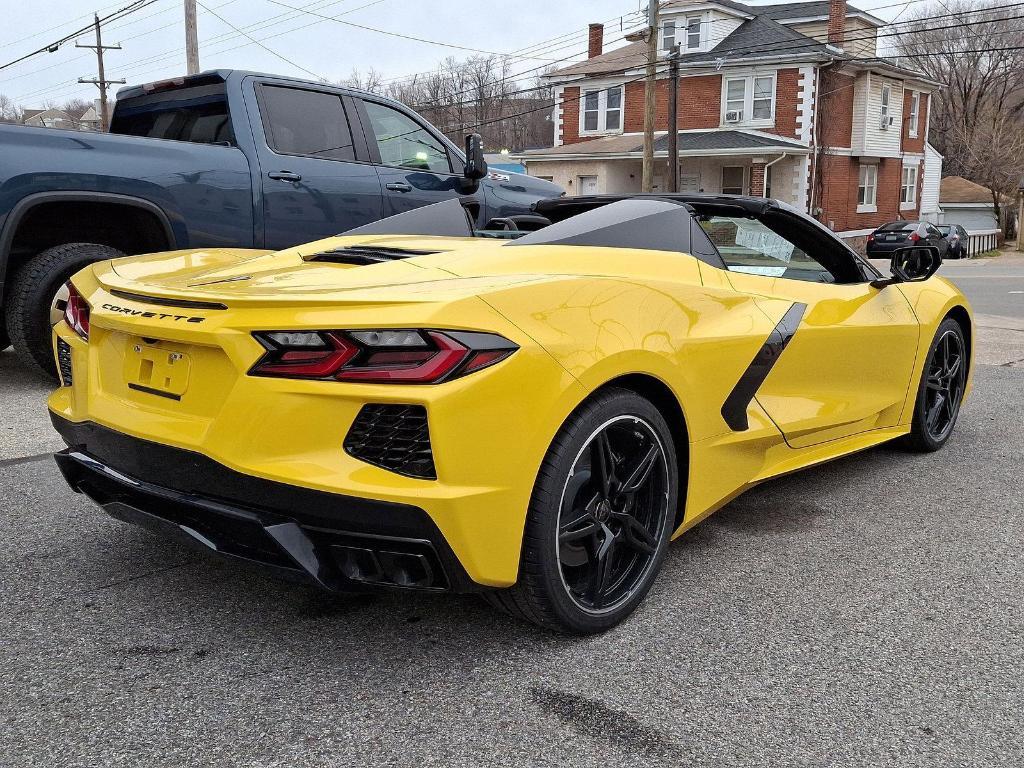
[936, 225, 951, 235]
[877, 222, 917, 232]
[111, 83, 233, 145]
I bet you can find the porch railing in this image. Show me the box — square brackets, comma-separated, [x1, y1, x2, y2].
[966, 228, 1001, 256]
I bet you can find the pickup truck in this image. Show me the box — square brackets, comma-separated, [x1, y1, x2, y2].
[0, 69, 562, 376]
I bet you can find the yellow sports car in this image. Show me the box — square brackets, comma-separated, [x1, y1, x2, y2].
[48, 195, 972, 633]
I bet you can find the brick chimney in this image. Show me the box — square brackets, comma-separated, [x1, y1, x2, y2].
[827, 0, 846, 47]
[588, 23, 604, 58]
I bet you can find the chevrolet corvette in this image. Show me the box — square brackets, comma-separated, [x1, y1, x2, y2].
[48, 195, 972, 633]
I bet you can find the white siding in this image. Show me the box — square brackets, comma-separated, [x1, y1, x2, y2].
[789, 18, 878, 56]
[852, 73, 903, 157]
[707, 10, 745, 47]
[920, 142, 942, 219]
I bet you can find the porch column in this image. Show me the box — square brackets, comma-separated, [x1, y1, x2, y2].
[749, 160, 767, 196]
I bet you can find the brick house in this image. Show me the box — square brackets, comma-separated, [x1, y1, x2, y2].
[516, 0, 942, 247]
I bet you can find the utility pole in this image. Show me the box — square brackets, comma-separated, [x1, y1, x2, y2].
[77, 13, 124, 132]
[666, 45, 680, 193]
[641, 0, 658, 193]
[184, 0, 200, 75]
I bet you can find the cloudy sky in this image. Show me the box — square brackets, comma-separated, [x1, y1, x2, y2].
[1, 0, 910, 109]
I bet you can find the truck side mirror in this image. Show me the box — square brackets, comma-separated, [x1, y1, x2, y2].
[463, 133, 487, 182]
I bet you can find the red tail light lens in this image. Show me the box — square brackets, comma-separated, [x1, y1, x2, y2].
[63, 282, 90, 340]
[909, 232, 921, 243]
[867, 233, 875, 243]
[250, 329, 517, 384]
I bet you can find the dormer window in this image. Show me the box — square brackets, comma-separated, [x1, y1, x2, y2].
[686, 16, 702, 49]
[662, 20, 676, 51]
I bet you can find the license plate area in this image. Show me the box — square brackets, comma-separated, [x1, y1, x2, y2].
[124, 340, 192, 400]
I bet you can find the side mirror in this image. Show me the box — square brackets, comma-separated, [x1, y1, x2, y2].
[892, 245, 941, 282]
[872, 245, 941, 288]
[463, 133, 487, 182]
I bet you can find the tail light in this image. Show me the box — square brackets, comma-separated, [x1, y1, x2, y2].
[909, 232, 921, 243]
[63, 282, 90, 340]
[866, 233, 874, 243]
[250, 329, 517, 384]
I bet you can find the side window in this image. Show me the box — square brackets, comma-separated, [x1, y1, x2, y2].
[260, 86, 355, 161]
[698, 215, 836, 283]
[363, 101, 452, 174]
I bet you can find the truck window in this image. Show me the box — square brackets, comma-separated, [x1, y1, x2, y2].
[260, 86, 356, 161]
[363, 101, 452, 174]
[111, 84, 234, 145]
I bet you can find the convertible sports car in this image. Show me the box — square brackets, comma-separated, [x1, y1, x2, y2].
[48, 194, 973, 633]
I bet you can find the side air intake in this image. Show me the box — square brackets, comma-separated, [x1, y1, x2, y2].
[306, 246, 442, 265]
[344, 404, 435, 479]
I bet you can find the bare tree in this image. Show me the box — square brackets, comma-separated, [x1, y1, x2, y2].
[896, 0, 1024, 222]
[339, 67, 385, 94]
[0, 94, 24, 124]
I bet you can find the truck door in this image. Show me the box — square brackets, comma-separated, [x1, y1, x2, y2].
[252, 83, 384, 250]
[353, 97, 483, 223]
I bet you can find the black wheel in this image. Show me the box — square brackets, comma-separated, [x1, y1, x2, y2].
[4, 243, 123, 378]
[0, 319, 9, 352]
[485, 388, 679, 633]
[903, 318, 967, 452]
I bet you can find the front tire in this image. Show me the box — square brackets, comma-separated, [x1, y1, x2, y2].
[902, 318, 968, 452]
[4, 243, 123, 378]
[485, 388, 679, 633]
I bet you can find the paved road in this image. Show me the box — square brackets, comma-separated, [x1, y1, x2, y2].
[2, 260, 1023, 767]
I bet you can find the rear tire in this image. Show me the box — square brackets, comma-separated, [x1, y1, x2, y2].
[902, 317, 967, 453]
[484, 388, 679, 633]
[4, 243, 123, 378]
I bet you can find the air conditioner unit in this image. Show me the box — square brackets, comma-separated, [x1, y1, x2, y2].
[725, 110, 742, 123]
[879, 114, 895, 130]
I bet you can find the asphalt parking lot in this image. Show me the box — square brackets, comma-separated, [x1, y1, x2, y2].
[2, 257, 1023, 767]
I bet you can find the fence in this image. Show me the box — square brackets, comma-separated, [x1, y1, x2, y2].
[967, 229, 1001, 256]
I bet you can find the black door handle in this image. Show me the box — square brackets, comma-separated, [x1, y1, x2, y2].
[386, 182, 412, 192]
[268, 171, 302, 182]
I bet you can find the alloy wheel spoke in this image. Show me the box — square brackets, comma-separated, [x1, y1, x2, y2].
[926, 393, 946, 431]
[619, 444, 660, 495]
[613, 512, 657, 555]
[586, 524, 618, 607]
[559, 519, 601, 545]
[591, 431, 617, 497]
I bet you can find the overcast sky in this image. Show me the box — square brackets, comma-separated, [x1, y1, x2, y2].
[1, 0, 910, 108]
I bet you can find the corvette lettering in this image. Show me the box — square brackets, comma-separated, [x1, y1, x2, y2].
[101, 303, 206, 323]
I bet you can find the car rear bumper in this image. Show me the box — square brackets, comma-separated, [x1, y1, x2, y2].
[51, 415, 480, 593]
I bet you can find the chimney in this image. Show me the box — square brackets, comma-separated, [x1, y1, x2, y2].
[588, 23, 604, 58]
[827, 0, 846, 47]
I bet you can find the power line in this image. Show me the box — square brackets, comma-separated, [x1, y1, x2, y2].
[197, 0, 323, 80]
[0, 0, 159, 72]
[262, 0, 567, 61]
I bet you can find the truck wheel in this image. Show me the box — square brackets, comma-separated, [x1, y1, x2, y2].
[5, 243, 123, 378]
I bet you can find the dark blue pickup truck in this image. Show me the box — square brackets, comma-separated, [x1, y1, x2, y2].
[0, 69, 562, 375]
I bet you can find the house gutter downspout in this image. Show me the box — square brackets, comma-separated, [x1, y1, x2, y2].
[762, 152, 788, 198]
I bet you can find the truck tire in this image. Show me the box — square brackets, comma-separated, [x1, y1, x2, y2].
[5, 243, 123, 378]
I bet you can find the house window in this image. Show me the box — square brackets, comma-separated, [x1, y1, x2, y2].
[722, 166, 745, 195]
[908, 91, 920, 137]
[858, 164, 877, 211]
[880, 85, 891, 128]
[900, 165, 918, 208]
[722, 74, 775, 125]
[580, 85, 624, 134]
[662, 20, 675, 51]
[686, 16, 701, 49]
